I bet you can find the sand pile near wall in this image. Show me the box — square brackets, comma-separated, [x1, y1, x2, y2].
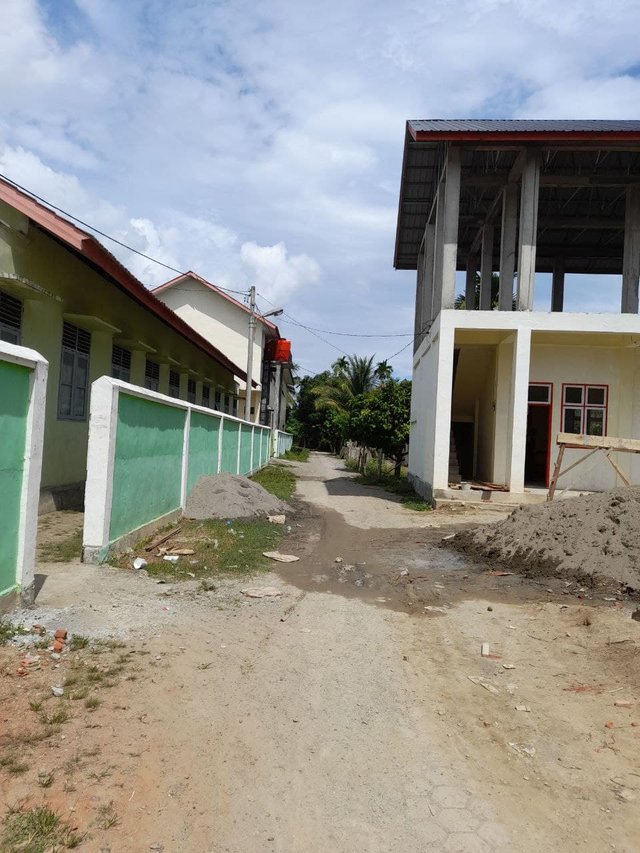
[451, 488, 640, 589]
[185, 474, 290, 520]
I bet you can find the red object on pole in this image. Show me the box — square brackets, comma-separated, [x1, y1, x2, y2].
[271, 340, 291, 362]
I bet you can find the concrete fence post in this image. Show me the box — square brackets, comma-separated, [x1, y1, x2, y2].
[180, 406, 191, 509]
[83, 377, 120, 564]
[217, 414, 224, 474]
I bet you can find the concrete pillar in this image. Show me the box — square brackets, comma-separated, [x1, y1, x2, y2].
[159, 363, 170, 395]
[622, 186, 640, 313]
[499, 183, 518, 310]
[465, 256, 477, 310]
[129, 350, 146, 386]
[441, 147, 461, 310]
[479, 225, 494, 310]
[414, 244, 425, 351]
[517, 150, 541, 311]
[423, 223, 435, 328]
[431, 181, 446, 319]
[507, 328, 532, 493]
[431, 318, 456, 491]
[551, 258, 565, 312]
[90, 331, 113, 385]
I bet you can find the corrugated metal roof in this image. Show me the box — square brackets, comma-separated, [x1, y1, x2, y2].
[409, 119, 640, 134]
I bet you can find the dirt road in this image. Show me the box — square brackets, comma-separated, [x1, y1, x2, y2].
[3, 453, 640, 852]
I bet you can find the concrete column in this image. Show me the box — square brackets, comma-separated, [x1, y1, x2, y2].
[158, 363, 170, 395]
[551, 258, 565, 312]
[423, 223, 435, 328]
[414, 244, 425, 352]
[507, 328, 532, 493]
[517, 150, 541, 311]
[499, 183, 518, 310]
[431, 318, 456, 491]
[441, 147, 461, 310]
[431, 181, 446, 319]
[129, 350, 146, 386]
[465, 256, 477, 310]
[90, 331, 114, 385]
[479, 225, 494, 310]
[622, 186, 640, 313]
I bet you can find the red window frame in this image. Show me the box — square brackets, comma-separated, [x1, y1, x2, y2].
[561, 383, 608, 436]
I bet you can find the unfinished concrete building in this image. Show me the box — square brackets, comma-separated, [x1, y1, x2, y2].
[394, 120, 640, 501]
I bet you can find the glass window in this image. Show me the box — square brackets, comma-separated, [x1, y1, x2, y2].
[169, 370, 180, 398]
[232, 397, 238, 417]
[187, 378, 196, 404]
[561, 384, 607, 436]
[111, 344, 131, 382]
[528, 384, 550, 403]
[145, 359, 159, 392]
[564, 386, 583, 405]
[214, 389, 221, 411]
[57, 321, 91, 420]
[0, 291, 22, 344]
[202, 384, 210, 408]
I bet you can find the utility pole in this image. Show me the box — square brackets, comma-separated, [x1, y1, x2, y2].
[244, 285, 256, 422]
[272, 361, 283, 431]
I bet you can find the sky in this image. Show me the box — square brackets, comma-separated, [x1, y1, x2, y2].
[2, 0, 640, 378]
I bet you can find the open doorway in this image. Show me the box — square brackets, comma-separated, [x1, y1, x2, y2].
[525, 383, 552, 486]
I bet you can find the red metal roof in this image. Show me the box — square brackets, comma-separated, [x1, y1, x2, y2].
[408, 119, 640, 142]
[153, 272, 280, 336]
[0, 177, 250, 382]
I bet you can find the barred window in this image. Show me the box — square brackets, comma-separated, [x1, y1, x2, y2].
[562, 385, 607, 436]
[58, 321, 91, 420]
[214, 390, 221, 411]
[111, 344, 131, 382]
[187, 378, 196, 404]
[145, 359, 160, 392]
[169, 369, 180, 398]
[0, 291, 22, 344]
[202, 384, 211, 408]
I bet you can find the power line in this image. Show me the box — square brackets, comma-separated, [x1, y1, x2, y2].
[278, 316, 412, 338]
[256, 292, 351, 357]
[0, 172, 249, 297]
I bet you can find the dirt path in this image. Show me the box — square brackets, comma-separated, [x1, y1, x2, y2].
[2, 454, 640, 851]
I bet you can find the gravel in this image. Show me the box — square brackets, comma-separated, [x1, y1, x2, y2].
[184, 473, 290, 520]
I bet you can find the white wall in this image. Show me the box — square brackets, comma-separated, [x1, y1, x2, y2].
[157, 277, 266, 396]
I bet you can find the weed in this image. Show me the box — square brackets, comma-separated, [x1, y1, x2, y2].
[354, 465, 432, 511]
[63, 674, 79, 688]
[0, 619, 26, 645]
[39, 528, 83, 562]
[0, 754, 29, 775]
[283, 446, 310, 462]
[29, 699, 44, 712]
[40, 706, 70, 726]
[95, 802, 119, 830]
[1, 804, 83, 851]
[37, 770, 55, 788]
[85, 697, 101, 711]
[69, 634, 89, 651]
[89, 768, 112, 782]
[71, 687, 89, 701]
[197, 662, 214, 670]
[251, 464, 296, 500]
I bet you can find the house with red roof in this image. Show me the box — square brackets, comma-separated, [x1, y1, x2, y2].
[0, 177, 246, 510]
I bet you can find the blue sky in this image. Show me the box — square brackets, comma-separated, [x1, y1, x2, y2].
[2, 0, 640, 377]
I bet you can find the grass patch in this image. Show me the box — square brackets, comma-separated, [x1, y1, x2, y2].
[69, 634, 89, 651]
[0, 620, 26, 645]
[0, 754, 29, 776]
[1, 804, 84, 851]
[283, 446, 310, 462]
[39, 528, 83, 562]
[251, 464, 296, 501]
[95, 802, 119, 830]
[354, 462, 432, 512]
[37, 770, 55, 788]
[85, 697, 101, 711]
[115, 517, 283, 581]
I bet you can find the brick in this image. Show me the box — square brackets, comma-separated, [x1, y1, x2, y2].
[52, 640, 65, 652]
[54, 628, 68, 640]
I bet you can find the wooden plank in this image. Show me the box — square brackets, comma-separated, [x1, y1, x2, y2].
[604, 451, 631, 486]
[556, 432, 640, 453]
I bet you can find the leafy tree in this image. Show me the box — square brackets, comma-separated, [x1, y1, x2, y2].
[286, 372, 347, 452]
[348, 379, 411, 477]
[313, 354, 377, 414]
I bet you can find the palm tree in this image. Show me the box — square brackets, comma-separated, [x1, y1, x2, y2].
[313, 354, 377, 413]
[374, 360, 393, 384]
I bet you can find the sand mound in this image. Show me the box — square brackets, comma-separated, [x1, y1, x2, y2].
[451, 487, 640, 589]
[185, 474, 290, 520]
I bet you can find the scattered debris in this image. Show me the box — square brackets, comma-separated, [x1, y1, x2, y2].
[515, 704, 531, 712]
[335, 557, 344, 564]
[268, 515, 286, 525]
[487, 571, 514, 577]
[200, 579, 217, 592]
[145, 526, 181, 552]
[133, 557, 148, 570]
[481, 642, 491, 657]
[242, 587, 283, 598]
[424, 605, 449, 614]
[614, 700, 633, 708]
[169, 548, 195, 556]
[51, 686, 64, 697]
[163, 555, 180, 563]
[263, 551, 300, 563]
[502, 664, 516, 670]
[509, 742, 536, 758]
[467, 675, 499, 695]
[564, 683, 605, 694]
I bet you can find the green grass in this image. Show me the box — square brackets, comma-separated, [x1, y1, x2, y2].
[354, 462, 432, 512]
[251, 464, 296, 501]
[117, 518, 283, 581]
[39, 528, 83, 562]
[0, 805, 84, 851]
[0, 620, 27, 645]
[283, 446, 310, 462]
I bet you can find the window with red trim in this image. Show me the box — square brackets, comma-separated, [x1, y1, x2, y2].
[562, 385, 607, 436]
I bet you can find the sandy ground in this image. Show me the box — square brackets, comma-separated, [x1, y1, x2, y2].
[2, 453, 640, 852]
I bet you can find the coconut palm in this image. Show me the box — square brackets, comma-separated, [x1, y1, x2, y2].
[314, 354, 377, 413]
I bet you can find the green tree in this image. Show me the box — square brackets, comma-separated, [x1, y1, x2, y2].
[348, 379, 412, 477]
[313, 354, 377, 414]
[286, 372, 347, 452]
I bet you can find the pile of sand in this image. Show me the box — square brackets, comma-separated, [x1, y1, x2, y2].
[451, 487, 640, 589]
[185, 474, 290, 521]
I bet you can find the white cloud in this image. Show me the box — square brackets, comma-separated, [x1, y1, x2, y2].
[240, 241, 321, 303]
